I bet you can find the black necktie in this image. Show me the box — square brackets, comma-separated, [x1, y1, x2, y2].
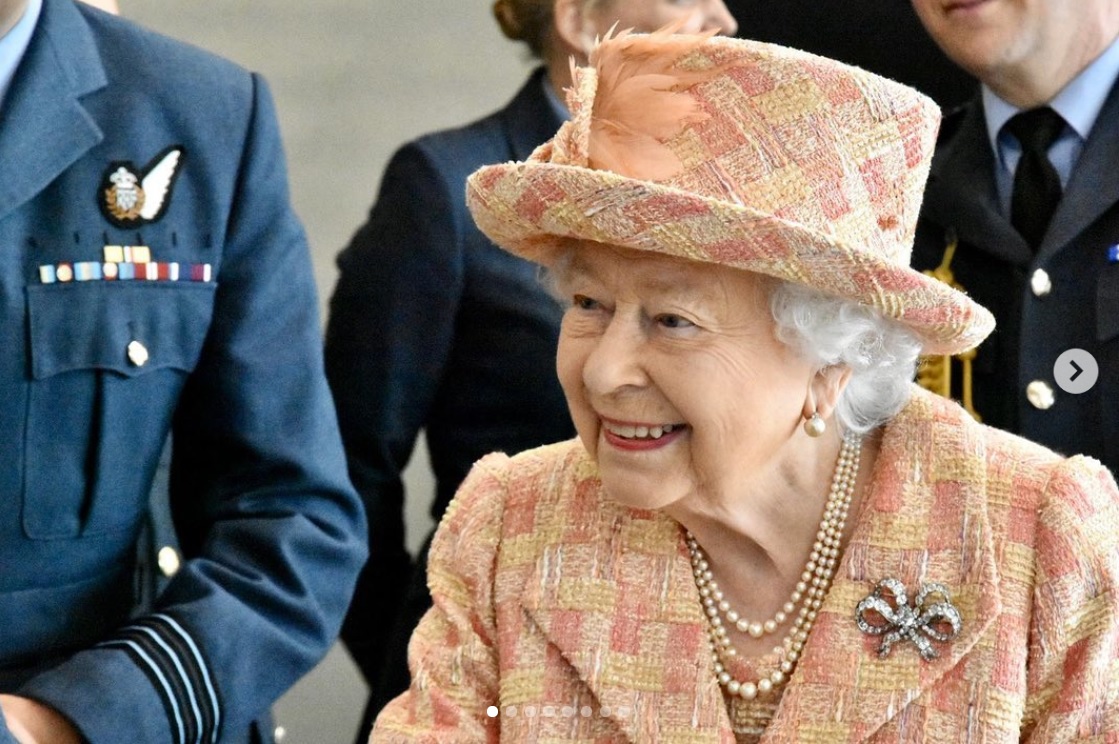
[1004, 107, 1066, 250]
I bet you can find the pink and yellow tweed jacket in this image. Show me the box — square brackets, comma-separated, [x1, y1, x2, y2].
[372, 387, 1119, 743]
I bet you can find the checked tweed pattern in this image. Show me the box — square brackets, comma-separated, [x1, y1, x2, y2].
[466, 33, 994, 356]
[372, 387, 1119, 743]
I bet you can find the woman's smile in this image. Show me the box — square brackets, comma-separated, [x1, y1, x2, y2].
[600, 417, 687, 451]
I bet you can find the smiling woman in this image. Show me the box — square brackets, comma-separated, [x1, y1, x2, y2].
[370, 26, 1119, 744]
[326, 1, 738, 734]
[553, 246, 832, 514]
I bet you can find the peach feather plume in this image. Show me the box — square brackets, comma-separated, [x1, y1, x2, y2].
[581, 23, 723, 181]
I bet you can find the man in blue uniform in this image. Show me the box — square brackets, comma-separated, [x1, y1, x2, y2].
[0, 0, 367, 742]
[910, 0, 1119, 476]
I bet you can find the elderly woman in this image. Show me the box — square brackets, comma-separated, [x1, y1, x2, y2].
[327, 0, 736, 733]
[371, 29, 1119, 743]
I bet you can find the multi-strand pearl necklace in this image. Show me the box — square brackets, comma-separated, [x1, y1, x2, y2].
[686, 432, 862, 700]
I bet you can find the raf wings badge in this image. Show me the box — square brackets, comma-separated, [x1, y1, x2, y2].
[100, 146, 184, 228]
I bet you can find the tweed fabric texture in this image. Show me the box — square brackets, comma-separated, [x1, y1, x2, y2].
[465, 33, 995, 356]
[371, 386, 1119, 743]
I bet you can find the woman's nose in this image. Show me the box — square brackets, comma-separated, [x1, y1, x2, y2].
[582, 317, 647, 396]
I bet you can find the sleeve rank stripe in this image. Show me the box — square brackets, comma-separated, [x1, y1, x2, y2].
[102, 615, 220, 744]
[153, 613, 222, 743]
[110, 627, 201, 744]
[98, 639, 187, 744]
[126, 625, 208, 743]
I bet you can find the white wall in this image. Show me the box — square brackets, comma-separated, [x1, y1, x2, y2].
[118, 1, 538, 741]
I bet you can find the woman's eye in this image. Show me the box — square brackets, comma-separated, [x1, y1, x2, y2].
[658, 314, 694, 329]
[573, 294, 599, 311]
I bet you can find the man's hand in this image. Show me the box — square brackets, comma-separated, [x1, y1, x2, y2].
[0, 695, 80, 744]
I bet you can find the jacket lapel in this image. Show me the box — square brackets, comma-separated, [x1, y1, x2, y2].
[1038, 74, 1119, 260]
[501, 67, 566, 163]
[520, 496, 731, 743]
[921, 100, 1031, 265]
[0, 0, 105, 224]
[765, 389, 1002, 742]
[520, 390, 1000, 743]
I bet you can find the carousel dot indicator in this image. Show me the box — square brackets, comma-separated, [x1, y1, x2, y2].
[486, 706, 498, 718]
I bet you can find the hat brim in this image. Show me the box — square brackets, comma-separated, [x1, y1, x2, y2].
[467, 161, 994, 356]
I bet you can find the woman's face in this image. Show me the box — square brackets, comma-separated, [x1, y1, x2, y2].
[555, 243, 816, 512]
[586, 0, 738, 37]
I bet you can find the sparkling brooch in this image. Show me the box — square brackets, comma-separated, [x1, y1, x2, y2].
[854, 578, 962, 660]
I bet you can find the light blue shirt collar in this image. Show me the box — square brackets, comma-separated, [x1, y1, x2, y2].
[983, 33, 1119, 210]
[0, 0, 42, 111]
[541, 71, 571, 122]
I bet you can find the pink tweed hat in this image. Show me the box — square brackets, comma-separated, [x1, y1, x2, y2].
[465, 29, 994, 355]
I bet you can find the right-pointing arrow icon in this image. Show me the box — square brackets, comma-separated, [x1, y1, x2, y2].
[1054, 349, 1098, 395]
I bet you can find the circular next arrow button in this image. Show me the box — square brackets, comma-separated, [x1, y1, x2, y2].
[1053, 349, 1099, 394]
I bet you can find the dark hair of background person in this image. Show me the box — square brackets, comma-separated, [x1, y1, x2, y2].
[727, 0, 977, 109]
[492, 0, 552, 56]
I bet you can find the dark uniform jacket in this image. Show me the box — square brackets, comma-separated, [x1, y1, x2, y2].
[912, 83, 1119, 476]
[324, 68, 574, 723]
[0, 2, 367, 742]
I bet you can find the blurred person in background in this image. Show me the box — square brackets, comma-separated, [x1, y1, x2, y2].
[324, 0, 736, 740]
[909, 0, 1119, 477]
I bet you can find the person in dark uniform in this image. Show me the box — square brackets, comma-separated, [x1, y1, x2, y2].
[0, 1, 367, 742]
[324, 0, 737, 738]
[908, 0, 1119, 476]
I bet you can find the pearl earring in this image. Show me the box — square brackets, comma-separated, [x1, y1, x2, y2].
[804, 412, 826, 437]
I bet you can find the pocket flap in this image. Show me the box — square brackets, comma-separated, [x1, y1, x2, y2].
[27, 282, 216, 379]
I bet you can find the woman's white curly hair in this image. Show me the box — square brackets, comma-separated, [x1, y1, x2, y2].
[770, 282, 922, 435]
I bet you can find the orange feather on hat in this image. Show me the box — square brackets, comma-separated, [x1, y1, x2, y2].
[583, 25, 724, 181]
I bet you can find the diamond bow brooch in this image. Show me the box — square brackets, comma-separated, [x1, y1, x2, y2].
[855, 578, 962, 661]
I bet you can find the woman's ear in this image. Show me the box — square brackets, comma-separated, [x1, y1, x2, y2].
[553, 0, 596, 57]
[803, 366, 853, 421]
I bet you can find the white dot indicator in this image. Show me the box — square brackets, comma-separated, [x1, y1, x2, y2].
[486, 706, 499, 718]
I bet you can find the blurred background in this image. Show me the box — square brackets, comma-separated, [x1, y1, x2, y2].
[115, 2, 972, 741]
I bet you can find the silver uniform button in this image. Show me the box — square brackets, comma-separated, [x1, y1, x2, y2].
[127, 340, 149, 367]
[1026, 380, 1055, 410]
[1030, 268, 1052, 297]
[157, 546, 181, 577]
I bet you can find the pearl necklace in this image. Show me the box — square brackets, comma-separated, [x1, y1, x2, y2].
[687, 432, 862, 700]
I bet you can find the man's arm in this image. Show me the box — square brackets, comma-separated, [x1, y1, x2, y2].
[17, 74, 367, 744]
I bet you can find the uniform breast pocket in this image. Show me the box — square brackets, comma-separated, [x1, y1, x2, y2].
[24, 282, 216, 539]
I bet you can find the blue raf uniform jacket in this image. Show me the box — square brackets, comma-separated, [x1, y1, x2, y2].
[912, 84, 1119, 477]
[0, 1, 367, 742]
